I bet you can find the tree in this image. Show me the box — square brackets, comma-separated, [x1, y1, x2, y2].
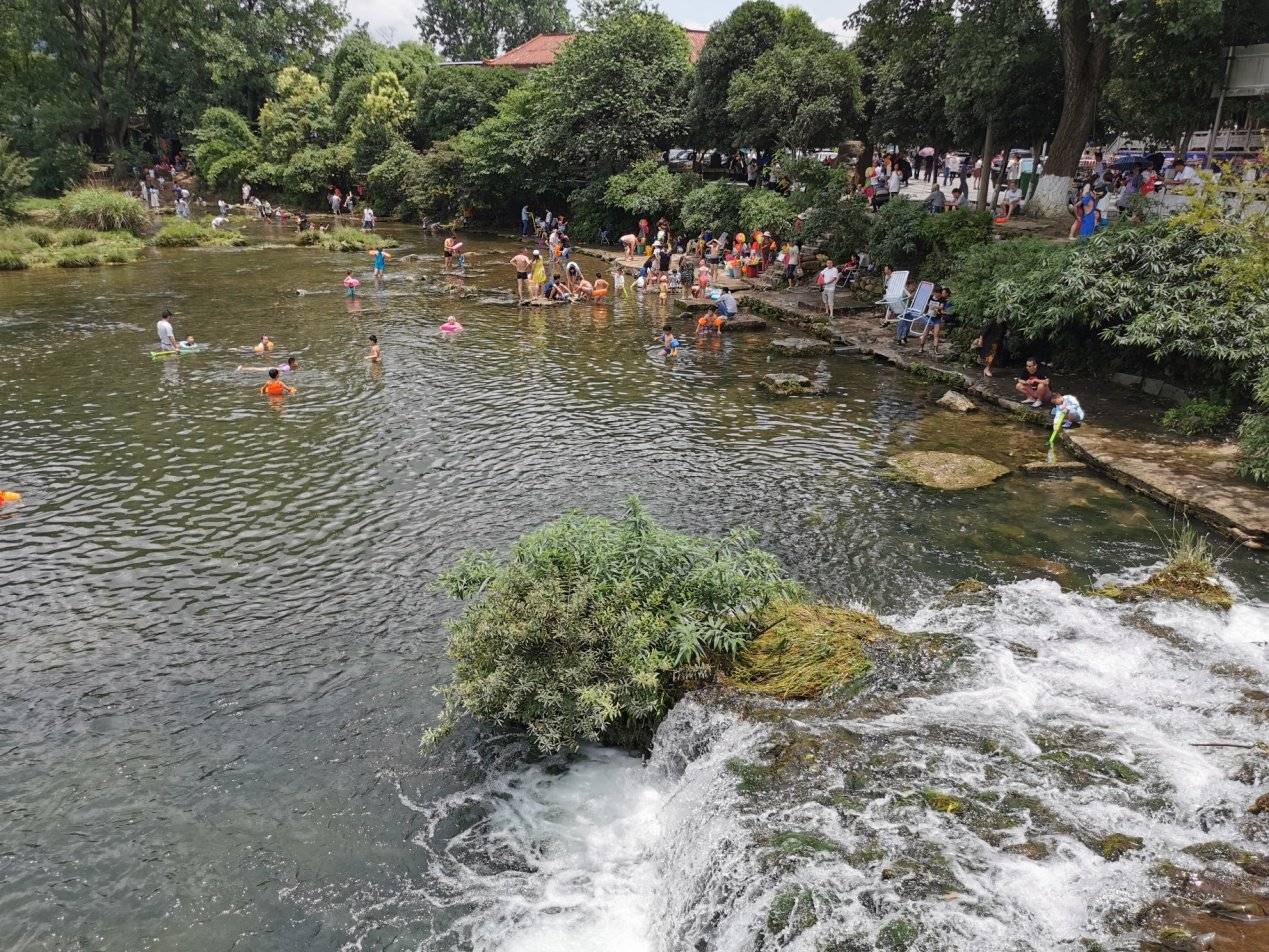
[416, 0, 573, 61]
[848, 0, 955, 173]
[0, 136, 33, 217]
[738, 189, 794, 235]
[257, 68, 335, 167]
[690, 1, 786, 149]
[680, 181, 744, 233]
[603, 159, 699, 222]
[191, 107, 260, 192]
[944, 0, 1061, 209]
[533, 11, 692, 178]
[411, 66, 523, 149]
[577, 0, 653, 29]
[349, 71, 413, 170]
[726, 34, 861, 153]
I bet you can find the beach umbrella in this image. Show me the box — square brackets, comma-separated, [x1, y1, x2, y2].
[919, 146, 935, 157]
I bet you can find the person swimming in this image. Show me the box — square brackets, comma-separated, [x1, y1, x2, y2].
[659, 323, 680, 357]
[440, 317, 463, 333]
[260, 367, 296, 397]
[367, 334, 380, 362]
[253, 335, 275, 354]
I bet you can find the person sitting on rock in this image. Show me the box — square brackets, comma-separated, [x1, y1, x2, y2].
[1014, 358, 1052, 408]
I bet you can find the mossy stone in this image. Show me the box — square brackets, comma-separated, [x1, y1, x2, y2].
[1097, 832, 1144, 860]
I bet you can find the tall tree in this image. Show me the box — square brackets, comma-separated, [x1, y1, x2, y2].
[416, 0, 573, 61]
[411, 66, 523, 149]
[689, 1, 786, 149]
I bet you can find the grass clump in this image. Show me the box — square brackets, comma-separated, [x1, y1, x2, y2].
[425, 497, 800, 754]
[14, 225, 54, 246]
[55, 227, 96, 246]
[153, 220, 245, 248]
[55, 187, 147, 235]
[1093, 524, 1232, 609]
[1161, 398, 1232, 436]
[724, 601, 885, 699]
[308, 227, 398, 252]
[0, 248, 28, 270]
[53, 246, 103, 267]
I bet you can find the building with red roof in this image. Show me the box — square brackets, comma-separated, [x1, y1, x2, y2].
[482, 28, 709, 69]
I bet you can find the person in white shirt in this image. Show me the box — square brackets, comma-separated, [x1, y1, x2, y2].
[817, 260, 840, 318]
[1050, 393, 1084, 427]
[241, 182, 251, 203]
[156, 310, 178, 351]
[888, 168, 902, 193]
[1170, 158, 1197, 187]
[1001, 184, 1024, 219]
[211, 216, 228, 229]
[362, 207, 375, 231]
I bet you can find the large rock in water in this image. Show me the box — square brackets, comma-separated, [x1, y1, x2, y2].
[936, 390, 977, 412]
[759, 373, 827, 396]
[889, 451, 1010, 490]
[770, 337, 832, 357]
[721, 313, 767, 332]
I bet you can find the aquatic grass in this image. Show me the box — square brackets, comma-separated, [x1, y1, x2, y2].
[55, 187, 148, 235]
[1093, 521, 1233, 609]
[426, 496, 801, 754]
[55, 227, 97, 246]
[0, 248, 27, 269]
[153, 220, 246, 248]
[53, 246, 103, 267]
[308, 227, 399, 252]
[724, 601, 884, 699]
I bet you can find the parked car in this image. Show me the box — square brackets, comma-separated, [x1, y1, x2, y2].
[665, 148, 697, 171]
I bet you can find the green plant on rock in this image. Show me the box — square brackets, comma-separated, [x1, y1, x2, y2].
[311, 228, 399, 252]
[1161, 397, 1232, 436]
[425, 497, 801, 754]
[802, 194, 871, 263]
[0, 136, 34, 219]
[878, 918, 919, 951]
[153, 220, 247, 248]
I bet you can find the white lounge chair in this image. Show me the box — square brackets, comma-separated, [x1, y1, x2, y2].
[895, 281, 935, 343]
[875, 269, 909, 324]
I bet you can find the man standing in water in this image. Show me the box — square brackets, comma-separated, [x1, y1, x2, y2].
[509, 248, 532, 302]
[156, 309, 178, 351]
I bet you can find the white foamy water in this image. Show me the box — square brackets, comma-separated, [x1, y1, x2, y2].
[394, 576, 1267, 951]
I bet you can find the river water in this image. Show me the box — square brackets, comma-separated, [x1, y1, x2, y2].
[1, 225, 1265, 951]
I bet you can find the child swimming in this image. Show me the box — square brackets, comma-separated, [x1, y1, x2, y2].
[659, 323, 681, 357]
[343, 272, 360, 298]
[440, 317, 463, 333]
[367, 334, 381, 362]
[253, 335, 275, 354]
[259, 367, 296, 397]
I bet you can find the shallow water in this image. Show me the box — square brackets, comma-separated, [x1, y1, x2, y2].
[0, 223, 1265, 950]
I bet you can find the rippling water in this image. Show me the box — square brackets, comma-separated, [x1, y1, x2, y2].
[1, 226, 1265, 950]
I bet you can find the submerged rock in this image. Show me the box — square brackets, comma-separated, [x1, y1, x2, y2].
[758, 373, 827, 397]
[1097, 832, 1145, 861]
[1020, 460, 1089, 476]
[935, 390, 977, 412]
[770, 336, 832, 357]
[1251, 793, 1269, 815]
[888, 450, 1010, 491]
[944, 578, 991, 602]
[1157, 926, 1216, 952]
[720, 313, 768, 332]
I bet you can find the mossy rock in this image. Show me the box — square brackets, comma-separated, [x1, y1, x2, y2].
[1003, 839, 1052, 860]
[921, 789, 964, 814]
[725, 601, 887, 699]
[1040, 749, 1142, 786]
[877, 917, 919, 951]
[719, 312, 767, 332]
[764, 830, 843, 857]
[758, 372, 827, 396]
[944, 578, 992, 603]
[889, 450, 1010, 490]
[766, 887, 817, 937]
[1096, 832, 1144, 861]
[770, 336, 832, 357]
[1092, 563, 1233, 610]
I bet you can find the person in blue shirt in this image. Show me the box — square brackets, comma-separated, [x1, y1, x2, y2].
[369, 246, 391, 277]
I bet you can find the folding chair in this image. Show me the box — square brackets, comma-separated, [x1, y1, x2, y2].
[875, 269, 909, 324]
[895, 281, 935, 343]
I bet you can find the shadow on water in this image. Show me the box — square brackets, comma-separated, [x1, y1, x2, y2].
[0, 224, 1265, 950]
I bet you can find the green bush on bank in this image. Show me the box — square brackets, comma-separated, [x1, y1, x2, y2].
[426, 498, 801, 754]
[1161, 398, 1233, 437]
[300, 227, 398, 252]
[0, 248, 27, 269]
[54, 246, 102, 267]
[55, 188, 148, 235]
[152, 220, 247, 248]
[0, 225, 143, 269]
[1237, 414, 1269, 486]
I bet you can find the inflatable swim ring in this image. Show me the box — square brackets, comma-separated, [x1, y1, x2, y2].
[440, 319, 463, 333]
[592, 287, 609, 299]
[1, 490, 21, 504]
[343, 277, 361, 288]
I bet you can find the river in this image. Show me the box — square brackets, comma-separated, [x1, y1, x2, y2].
[1, 224, 1265, 951]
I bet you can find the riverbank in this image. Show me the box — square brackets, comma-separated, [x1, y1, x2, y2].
[571, 241, 1268, 549]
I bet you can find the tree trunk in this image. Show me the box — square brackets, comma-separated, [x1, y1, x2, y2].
[976, 121, 993, 211]
[1030, 0, 1112, 217]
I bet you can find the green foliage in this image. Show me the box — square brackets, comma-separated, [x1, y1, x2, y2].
[416, 0, 574, 61]
[279, 144, 352, 199]
[55, 228, 96, 246]
[738, 189, 794, 236]
[367, 141, 429, 217]
[0, 248, 27, 270]
[691, 1, 787, 148]
[537, 12, 693, 178]
[12, 225, 54, 246]
[401, 139, 470, 223]
[921, 209, 992, 281]
[603, 159, 699, 223]
[191, 108, 260, 194]
[1161, 399, 1233, 437]
[803, 194, 872, 263]
[725, 19, 862, 153]
[309, 228, 399, 252]
[55, 188, 148, 235]
[1236, 414, 1269, 485]
[0, 136, 33, 218]
[867, 198, 932, 272]
[411, 66, 523, 149]
[349, 71, 413, 170]
[427, 498, 802, 753]
[680, 181, 745, 234]
[258, 68, 335, 167]
[53, 246, 103, 268]
[152, 220, 245, 247]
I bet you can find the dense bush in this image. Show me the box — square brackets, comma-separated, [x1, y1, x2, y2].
[1161, 398, 1233, 437]
[604, 159, 699, 225]
[366, 140, 428, 217]
[426, 498, 801, 753]
[679, 181, 744, 235]
[803, 194, 871, 262]
[56, 227, 96, 246]
[0, 248, 27, 269]
[921, 209, 992, 280]
[401, 138, 469, 224]
[191, 107, 260, 193]
[0, 136, 33, 218]
[1237, 414, 1269, 486]
[739, 188, 794, 236]
[867, 197, 930, 271]
[56, 188, 148, 235]
[153, 220, 246, 248]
